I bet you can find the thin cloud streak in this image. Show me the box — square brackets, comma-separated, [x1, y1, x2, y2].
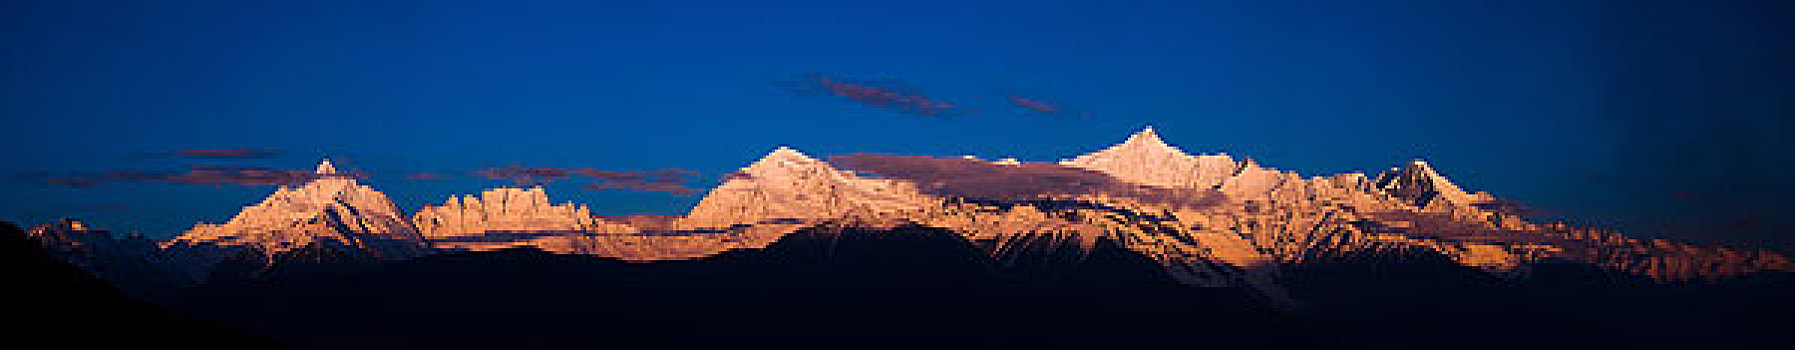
[782, 74, 968, 117]
[997, 90, 1092, 119]
[34, 165, 362, 188]
[831, 154, 1221, 210]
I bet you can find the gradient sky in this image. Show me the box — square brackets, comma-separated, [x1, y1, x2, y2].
[3, 0, 1791, 249]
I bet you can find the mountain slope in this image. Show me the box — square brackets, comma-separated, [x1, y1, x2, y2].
[529, 147, 938, 261]
[164, 160, 428, 274]
[1060, 126, 1239, 189]
[1055, 127, 1792, 283]
[682, 146, 936, 228]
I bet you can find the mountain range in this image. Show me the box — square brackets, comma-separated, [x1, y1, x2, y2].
[31, 127, 1794, 295]
[18, 126, 1795, 348]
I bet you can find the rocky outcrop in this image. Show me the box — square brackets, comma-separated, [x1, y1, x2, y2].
[415, 187, 602, 238]
[414, 187, 637, 252]
[1373, 160, 1495, 212]
[165, 160, 428, 268]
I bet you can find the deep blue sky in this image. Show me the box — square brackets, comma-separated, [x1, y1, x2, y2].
[3, 0, 1791, 248]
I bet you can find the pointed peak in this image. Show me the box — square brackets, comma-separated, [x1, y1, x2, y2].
[740, 146, 828, 174]
[1229, 156, 1262, 176]
[1126, 126, 1163, 144]
[1117, 125, 1182, 152]
[762, 146, 813, 162]
[1395, 159, 1449, 180]
[316, 159, 338, 175]
[1376, 158, 1476, 208]
[1062, 126, 1207, 167]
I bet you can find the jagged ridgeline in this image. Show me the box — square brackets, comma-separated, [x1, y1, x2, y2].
[29, 127, 1794, 305]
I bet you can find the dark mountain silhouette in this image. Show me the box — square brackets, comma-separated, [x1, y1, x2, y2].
[1278, 248, 1795, 349]
[24, 218, 196, 298]
[164, 225, 1328, 349]
[2, 221, 275, 349]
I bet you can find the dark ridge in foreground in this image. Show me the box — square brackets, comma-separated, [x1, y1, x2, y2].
[164, 226, 1327, 349]
[13, 218, 1794, 349]
[1, 222, 276, 349]
[1278, 248, 1795, 349]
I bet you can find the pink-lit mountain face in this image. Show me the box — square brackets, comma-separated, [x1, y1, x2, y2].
[157, 160, 429, 276]
[27, 128, 1793, 304]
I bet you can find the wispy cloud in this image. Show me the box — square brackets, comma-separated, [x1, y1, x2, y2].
[782, 74, 969, 117]
[997, 89, 1092, 119]
[41, 176, 107, 189]
[475, 165, 581, 185]
[1471, 197, 1551, 220]
[831, 154, 1220, 209]
[35, 164, 360, 188]
[582, 180, 698, 195]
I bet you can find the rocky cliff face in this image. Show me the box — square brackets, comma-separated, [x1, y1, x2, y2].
[1374, 160, 1485, 209]
[164, 160, 428, 269]
[415, 187, 605, 238]
[413, 187, 637, 252]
